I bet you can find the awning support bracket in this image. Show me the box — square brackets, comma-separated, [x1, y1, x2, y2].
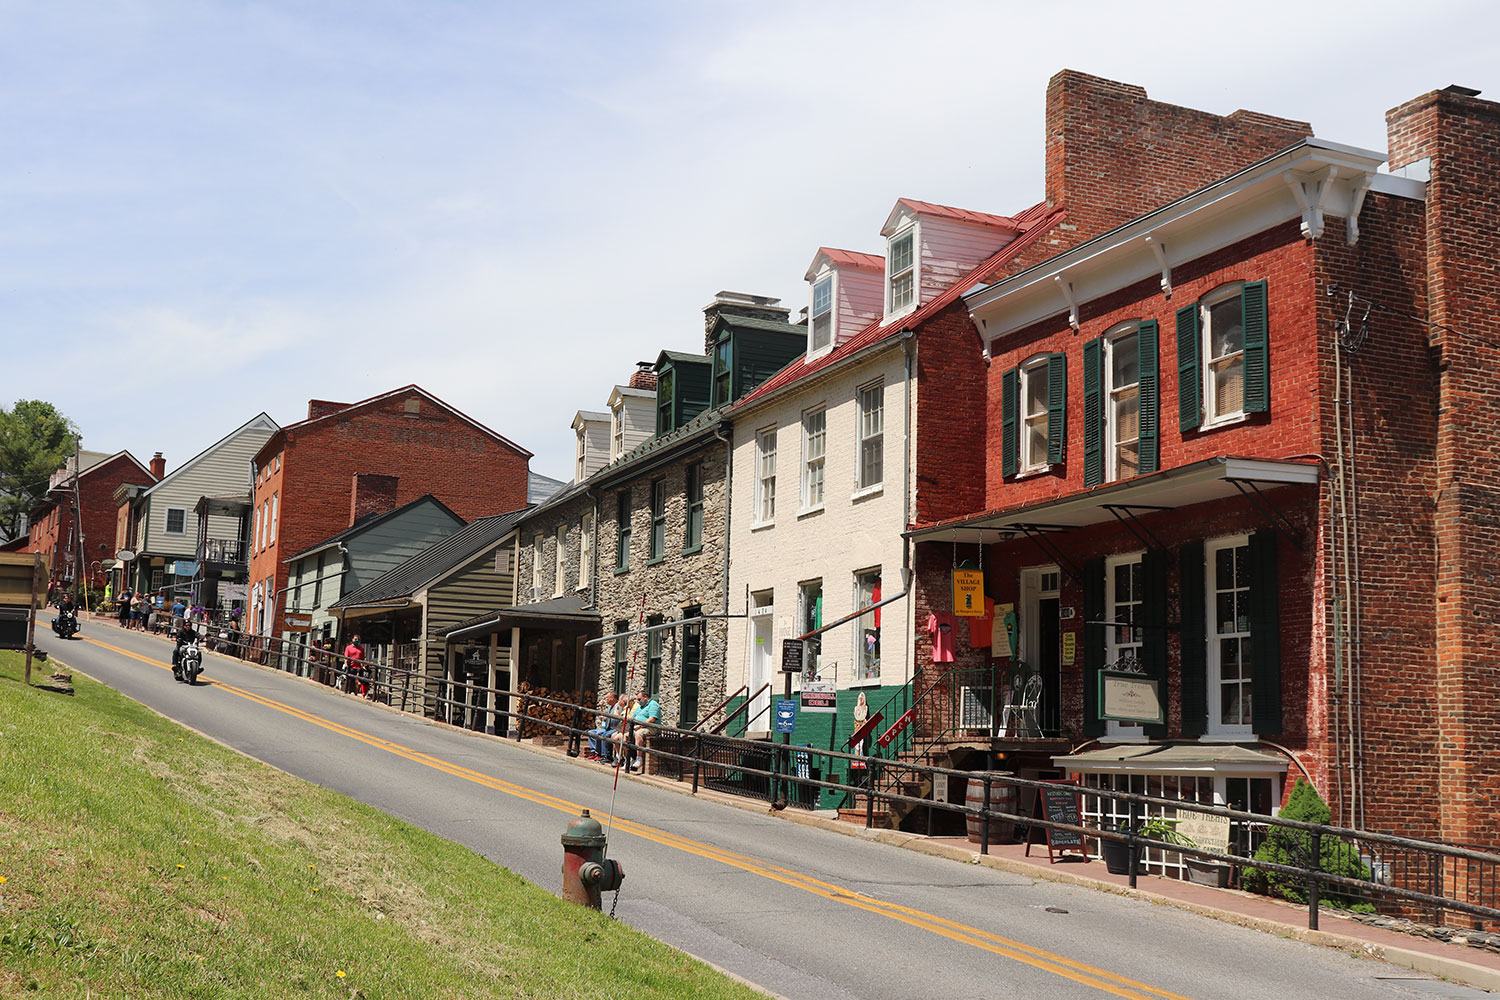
[1014, 523, 1081, 584]
[1100, 504, 1171, 553]
[1229, 478, 1304, 548]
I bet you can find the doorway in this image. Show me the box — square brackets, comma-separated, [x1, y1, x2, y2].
[749, 591, 774, 733]
[1021, 567, 1062, 735]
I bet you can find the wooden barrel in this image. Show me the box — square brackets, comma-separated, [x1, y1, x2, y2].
[966, 773, 1016, 845]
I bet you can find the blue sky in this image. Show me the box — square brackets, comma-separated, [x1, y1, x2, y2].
[3, 0, 1496, 480]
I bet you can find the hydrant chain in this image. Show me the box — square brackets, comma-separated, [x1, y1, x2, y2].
[561, 808, 625, 912]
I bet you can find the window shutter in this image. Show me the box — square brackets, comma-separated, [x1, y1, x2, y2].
[1001, 368, 1019, 478]
[1176, 303, 1201, 432]
[1142, 548, 1169, 740]
[1248, 530, 1282, 735]
[1178, 540, 1207, 738]
[1241, 280, 1270, 414]
[1082, 338, 1103, 487]
[1046, 352, 1067, 466]
[1082, 557, 1105, 738]
[1138, 320, 1160, 475]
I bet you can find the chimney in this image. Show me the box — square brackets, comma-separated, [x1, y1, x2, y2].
[149, 452, 166, 480]
[308, 399, 352, 420]
[349, 473, 399, 527]
[628, 361, 657, 391]
[1044, 70, 1312, 243]
[702, 291, 791, 354]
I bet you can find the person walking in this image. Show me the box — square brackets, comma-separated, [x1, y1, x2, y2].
[343, 633, 367, 697]
[117, 588, 133, 628]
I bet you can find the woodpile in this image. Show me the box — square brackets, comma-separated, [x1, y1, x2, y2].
[516, 684, 595, 740]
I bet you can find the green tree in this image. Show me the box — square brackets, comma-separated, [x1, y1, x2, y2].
[1244, 778, 1374, 912]
[0, 400, 78, 543]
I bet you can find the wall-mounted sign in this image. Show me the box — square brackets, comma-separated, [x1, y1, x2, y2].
[952, 568, 984, 618]
[774, 698, 797, 734]
[282, 612, 314, 633]
[1099, 670, 1163, 724]
[799, 682, 837, 714]
[1059, 607, 1076, 620]
[1061, 632, 1077, 666]
[1176, 812, 1232, 854]
[780, 638, 804, 673]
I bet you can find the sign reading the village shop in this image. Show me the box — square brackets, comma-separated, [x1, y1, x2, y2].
[1026, 779, 1087, 863]
[1099, 670, 1163, 724]
[952, 568, 984, 617]
[780, 639, 804, 673]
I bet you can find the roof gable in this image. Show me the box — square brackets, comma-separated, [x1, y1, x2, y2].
[285, 493, 463, 563]
[804, 247, 885, 280]
[880, 198, 1024, 237]
[142, 412, 278, 500]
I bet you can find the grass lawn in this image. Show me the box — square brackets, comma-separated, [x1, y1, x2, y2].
[0, 651, 763, 999]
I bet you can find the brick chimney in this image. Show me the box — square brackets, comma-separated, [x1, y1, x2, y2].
[1044, 70, 1312, 243]
[349, 473, 399, 526]
[702, 291, 790, 354]
[628, 362, 657, 391]
[149, 452, 166, 480]
[308, 399, 352, 420]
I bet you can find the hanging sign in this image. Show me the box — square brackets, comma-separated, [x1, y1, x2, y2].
[952, 568, 984, 618]
[877, 709, 916, 748]
[780, 638, 804, 673]
[774, 698, 797, 734]
[1099, 670, 1163, 723]
[282, 612, 313, 633]
[1061, 632, 1077, 666]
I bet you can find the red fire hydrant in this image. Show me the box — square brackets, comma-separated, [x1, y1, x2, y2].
[560, 808, 624, 910]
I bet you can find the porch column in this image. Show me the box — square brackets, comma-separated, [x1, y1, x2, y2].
[487, 631, 499, 734]
[509, 626, 521, 737]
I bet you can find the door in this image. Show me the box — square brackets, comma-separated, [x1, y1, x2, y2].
[1038, 597, 1061, 735]
[750, 609, 773, 732]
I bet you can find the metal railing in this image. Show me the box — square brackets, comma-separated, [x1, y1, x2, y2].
[202, 538, 248, 565]
[180, 625, 1500, 933]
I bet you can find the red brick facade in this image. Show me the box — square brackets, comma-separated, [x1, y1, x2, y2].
[28, 452, 155, 593]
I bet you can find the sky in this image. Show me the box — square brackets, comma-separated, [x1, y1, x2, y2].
[3, 0, 1497, 482]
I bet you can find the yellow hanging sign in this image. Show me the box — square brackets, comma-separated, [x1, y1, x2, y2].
[952, 568, 985, 617]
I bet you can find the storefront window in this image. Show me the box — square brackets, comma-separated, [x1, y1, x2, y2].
[854, 570, 881, 681]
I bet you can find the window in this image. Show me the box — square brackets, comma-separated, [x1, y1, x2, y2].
[656, 367, 676, 436]
[615, 491, 632, 572]
[268, 493, 278, 545]
[165, 507, 186, 535]
[313, 551, 326, 608]
[755, 427, 777, 524]
[854, 570, 881, 681]
[645, 614, 664, 696]
[575, 431, 587, 482]
[531, 534, 544, 595]
[801, 407, 826, 511]
[648, 478, 667, 562]
[1108, 330, 1141, 479]
[612, 405, 624, 459]
[888, 230, 915, 314]
[856, 381, 884, 491]
[798, 580, 823, 676]
[712, 338, 732, 408]
[1021, 359, 1051, 473]
[1105, 553, 1144, 740]
[553, 527, 566, 597]
[578, 513, 592, 588]
[683, 463, 703, 552]
[679, 606, 702, 726]
[810, 276, 833, 354]
[1203, 289, 1245, 423]
[255, 501, 266, 550]
[1207, 536, 1253, 734]
[612, 622, 630, 695]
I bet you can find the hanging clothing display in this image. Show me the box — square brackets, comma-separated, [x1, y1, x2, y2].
[969, 596, 994, 648]
[926, 610, 958, 663]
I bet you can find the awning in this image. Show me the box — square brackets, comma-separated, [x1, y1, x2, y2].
[441, 593, 600, 642]
[328, 599, 418, 621]
[907, 456, 1319, 544]
[1054, 742, 1289, 776]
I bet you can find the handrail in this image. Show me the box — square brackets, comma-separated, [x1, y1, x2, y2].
[691, 683, 747, 732]
[712, 682, 772, 735]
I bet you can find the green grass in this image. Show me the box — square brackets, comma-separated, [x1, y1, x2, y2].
[0, 651, 762, 999]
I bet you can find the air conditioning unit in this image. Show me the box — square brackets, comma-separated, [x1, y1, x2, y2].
[959, 686, 994, 729]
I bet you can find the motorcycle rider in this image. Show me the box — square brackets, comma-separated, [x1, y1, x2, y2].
[172, 618, 199, 675]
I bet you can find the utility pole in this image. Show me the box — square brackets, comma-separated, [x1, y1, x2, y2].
[71, 434, 87, 611]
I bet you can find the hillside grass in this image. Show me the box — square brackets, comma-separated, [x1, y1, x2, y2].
[0, 650, 761, 999]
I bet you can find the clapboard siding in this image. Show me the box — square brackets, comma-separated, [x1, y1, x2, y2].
[837, 268, 884, 343]
[619, 394, 655, 455]
[422, 541, 518, 679]
[139, 416, 275, 557]
[342, 499, 465, 593]
[286, 549, 345, 636]
[733, 331, 805, 400]
[918, 217, 1016, 303]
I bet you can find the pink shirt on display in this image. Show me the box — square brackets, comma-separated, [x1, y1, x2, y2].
[926, 611, 959, 663]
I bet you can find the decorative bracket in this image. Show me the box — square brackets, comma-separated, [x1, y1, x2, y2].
[1144, 236, 1171, 299]
[1346, 173, 1374, 245]
[1013, 523, 1082, 584]
[1283, 167, 1338, 240]
[1100, 503, 1171, 553]
[1054, 275, 1079, 330]
[1229, 478, 1305, 549]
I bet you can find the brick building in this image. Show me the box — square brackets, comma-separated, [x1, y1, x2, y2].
[246, 386, 532, 651]
[904, 73, 1500, 859]
[29, 449, 156, 597]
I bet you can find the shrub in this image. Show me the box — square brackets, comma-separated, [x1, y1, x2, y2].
[1244, 779, 1374, 912]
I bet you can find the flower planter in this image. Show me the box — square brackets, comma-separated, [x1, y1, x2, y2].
[1100, 837, 1141, 875]
[1184, 857, 1232, 888]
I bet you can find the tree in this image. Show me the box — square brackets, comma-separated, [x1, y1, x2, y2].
[1244, 778, 1374, 912]
[0, 400, 78, 543]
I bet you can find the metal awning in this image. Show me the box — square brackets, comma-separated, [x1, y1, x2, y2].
[329, 599, 418, 621]
[441, 593, 600, 642]
[907, 456, 1319, 545]
[1054, 742, 1289, 775]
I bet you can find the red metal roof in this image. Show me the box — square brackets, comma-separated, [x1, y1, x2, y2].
[893, 198, 1025, 232]
[811, 247, 885, 273]
[736, 205, 1064, 412]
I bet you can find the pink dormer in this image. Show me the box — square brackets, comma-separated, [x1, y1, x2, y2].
[880, 198, 1024, 322]
[803, 247, 885, 359]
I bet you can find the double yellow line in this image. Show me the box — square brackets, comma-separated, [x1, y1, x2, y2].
[80, 635, 1193, 1000]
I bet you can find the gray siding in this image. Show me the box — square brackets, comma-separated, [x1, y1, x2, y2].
[139, 415, 276, 557]
[423, 540, 517, 680]
[343, 500, 465, 593]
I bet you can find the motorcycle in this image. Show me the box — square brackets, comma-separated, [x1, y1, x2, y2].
[52, 609, 79, 639]
[173, 638, 204, 685]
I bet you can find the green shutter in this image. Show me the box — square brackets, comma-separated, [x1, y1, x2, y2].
[1046, 352, 1067, 466]
[1138, 320, 1160, 474]
[1001, 368, 1019, 478]
[1141, 549, 1168, 740]
[1082, 557, 1105, 738]
[1178, 540, 1207, 738]
[1082, 338, 1103, 487]
[1249, 530, 1282, 734]
[1241, 280, 1270, 414]
[1177, 303, 1201, 432]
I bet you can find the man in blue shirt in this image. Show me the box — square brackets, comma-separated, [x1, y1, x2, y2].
[586, 691, 623, 762]
[626, 688, 661, 772]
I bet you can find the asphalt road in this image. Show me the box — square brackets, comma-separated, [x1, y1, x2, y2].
[42, 618, 1483, 1000]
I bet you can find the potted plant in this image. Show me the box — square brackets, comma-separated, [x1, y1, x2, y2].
[1100, 816, 1196, 877]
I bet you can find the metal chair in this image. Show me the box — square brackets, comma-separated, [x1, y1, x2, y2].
[999, 666, 1043, 738]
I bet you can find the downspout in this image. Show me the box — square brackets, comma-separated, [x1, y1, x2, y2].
[713, 422, 733, 716]
[902, 329, 916, 686]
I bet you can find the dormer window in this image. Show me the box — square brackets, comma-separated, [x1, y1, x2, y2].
[656, 367, 676, 436]
[611, 405, 624, 459]
[810, 276, 834, 355]
[711, 338, 732, 408]
[575, 431, 587, 482]
[888, 229, 915, 315]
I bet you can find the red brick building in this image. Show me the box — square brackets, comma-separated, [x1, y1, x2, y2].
[905, 74, 1500, 856]
[246, 386, 532, 646]
[28, 450, 157, 596]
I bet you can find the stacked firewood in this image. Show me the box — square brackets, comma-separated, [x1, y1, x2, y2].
[515, 685, 596, 739]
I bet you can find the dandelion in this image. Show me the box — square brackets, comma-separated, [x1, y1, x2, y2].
[336, 970, 346, 979]
[0, 875, 7, 884]
[312, 887, 321, 893]
[176, 864, 185, 869]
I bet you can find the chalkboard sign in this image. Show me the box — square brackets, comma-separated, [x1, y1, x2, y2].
[1025, 779, 1088, 863]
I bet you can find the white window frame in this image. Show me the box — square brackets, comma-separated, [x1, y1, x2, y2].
[853, 568, 881, 683]
[611, 404, 624, 460]
[254, 501, 264, 551]
[754, 426, 777, 526]
[268, 493, 278, 545]
[553, 527, 566, 598]
[1105, 324, 1142, 482]
[578, 513, 592, 590]
[809, 274, 835, 357]
[531, 534, 544, 596]
[575, 431, 587, 482]
[886, 226, 917, 318]
[1019, 356, 1051, 474]
[1201, 283, 1247, 429]
[855, 380, 884, 494]
[798, 579, 823, 676]
[1206, 533, 1254, 738]
[164, 506, 187, 536]
[800, 406, 826, 513]
[1104, 551, 1146, 742]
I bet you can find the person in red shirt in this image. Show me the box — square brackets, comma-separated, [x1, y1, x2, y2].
[343, 633, 367, 696]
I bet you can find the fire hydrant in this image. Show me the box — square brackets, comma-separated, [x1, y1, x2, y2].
[560, 808, 624, 910]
